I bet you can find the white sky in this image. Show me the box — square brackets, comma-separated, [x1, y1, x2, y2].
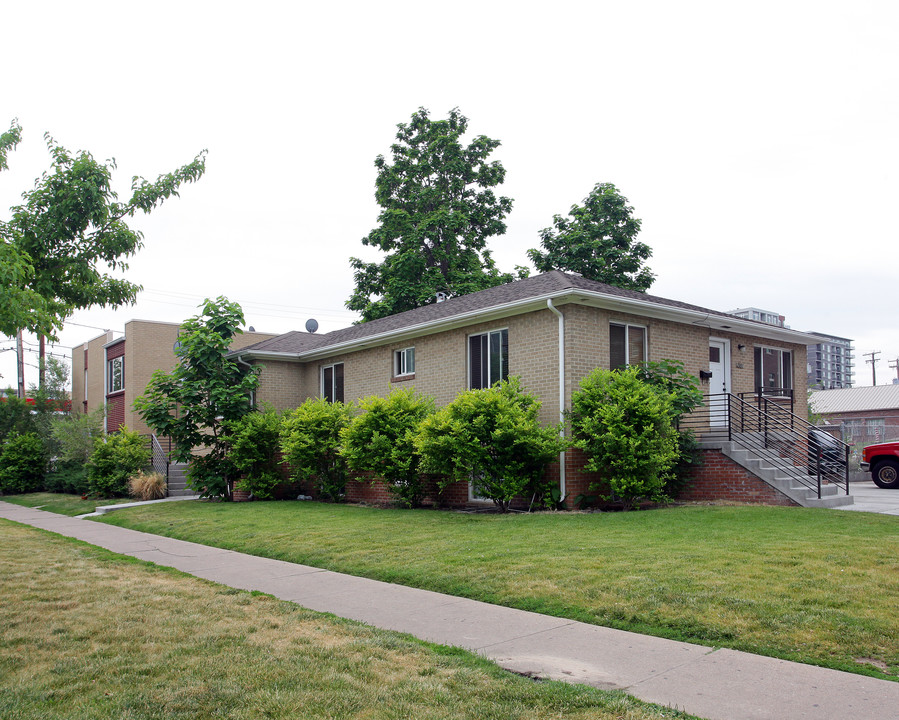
[2, 0, 897, 390]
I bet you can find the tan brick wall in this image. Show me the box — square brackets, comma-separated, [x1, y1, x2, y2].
[124, 321, 182, 435]
[276, 309, 564, 424]
[71, 331, 114, 417]
[72, 321, 279, 436]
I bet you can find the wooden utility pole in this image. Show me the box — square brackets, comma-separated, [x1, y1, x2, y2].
[16, 330, 25, 398]
[889, 357, 899, 383]
[863, 350, 880, 386]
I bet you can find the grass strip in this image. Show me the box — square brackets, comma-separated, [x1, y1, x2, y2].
[88, 499, 899, 680]
[2, 492, 135, 516]
[0, 519, 699, 720]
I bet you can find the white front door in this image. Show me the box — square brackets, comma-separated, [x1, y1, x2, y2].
[708, 339, 731, 427]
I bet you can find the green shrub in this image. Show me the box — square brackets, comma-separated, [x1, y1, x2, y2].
[224, 407, 284, 500]
[0, 395, 39, 445]
[44, 461, 90, 495]
[416, 377, 564, 512]
[636, 359, 705, 495]
[281, 398, 351, 501]
[0, 432, 47, 494]
[87, 427, 150, 497]
[51, 408, 105, 465]
[569, 366, 679, 508]
[341, 389, 434, 508]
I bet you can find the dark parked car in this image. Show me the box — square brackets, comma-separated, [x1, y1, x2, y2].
[807, 428, 844, 477]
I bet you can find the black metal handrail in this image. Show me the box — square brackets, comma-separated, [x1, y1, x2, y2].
[680, 393, 850, 499]
[145, 434, 171, 482]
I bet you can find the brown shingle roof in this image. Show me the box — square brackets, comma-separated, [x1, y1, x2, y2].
[235, 271, 750, 357]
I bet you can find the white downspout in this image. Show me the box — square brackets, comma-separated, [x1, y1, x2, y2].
[546, 299, 566, 498]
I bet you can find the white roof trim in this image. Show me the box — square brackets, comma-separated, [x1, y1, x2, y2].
[235, 287, 820, 363]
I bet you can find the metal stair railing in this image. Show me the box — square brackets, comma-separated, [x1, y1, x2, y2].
[146, 434, 171, 482]
[680, 393, 850, 499]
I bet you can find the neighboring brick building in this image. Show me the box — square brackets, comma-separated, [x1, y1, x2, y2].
[72, 320, 277, 435]
[233, 271, 819, 506]
[810, 385, 899, 451]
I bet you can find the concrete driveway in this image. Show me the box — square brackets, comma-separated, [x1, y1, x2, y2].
[838, 480, 899, 515]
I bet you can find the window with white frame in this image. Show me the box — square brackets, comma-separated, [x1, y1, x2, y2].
[753, 347, 792, 393]
[321, 363, 344, 403]
[394, 347, 415, 377]
[609, 323, 646, 370]
[469, 329, 508, 390]
[107, 356, 124, 393]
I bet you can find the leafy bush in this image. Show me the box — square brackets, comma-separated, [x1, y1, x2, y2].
[51, 408, 105, 465]
[0, 395, 39, 445]
[128, 470, 167, 501]
[636, 359, 704, 495]
[569, 366, 679, 508]
[225, 407, 284, 500]
[0, 432, 47, 494]
[341, 389, 434, 508]
[281, 398, 351, 501]
[87, 427, 151, 497]
[44, 462, 90, 495]
[416, 377, 564, 512]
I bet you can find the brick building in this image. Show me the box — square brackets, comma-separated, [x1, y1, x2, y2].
[810, 384, 899, 453]
[72, 320, 277, 435]
[233, 271, 821, 506]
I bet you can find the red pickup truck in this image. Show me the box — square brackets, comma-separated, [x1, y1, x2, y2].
[861, 442, 899, 488]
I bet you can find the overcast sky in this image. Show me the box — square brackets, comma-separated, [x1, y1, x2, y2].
[3, 0, 897, 390]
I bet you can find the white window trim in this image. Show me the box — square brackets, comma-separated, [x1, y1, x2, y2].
[321, 362, 344, 402]
[394, 347, 415, 377]
[610, 321, 647, 367]
[107, 356, 124, 394]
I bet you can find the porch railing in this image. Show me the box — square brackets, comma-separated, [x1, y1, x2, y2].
[680, 393, 850, 499]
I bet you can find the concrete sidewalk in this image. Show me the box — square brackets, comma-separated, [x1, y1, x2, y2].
[1, 501, 896, 720]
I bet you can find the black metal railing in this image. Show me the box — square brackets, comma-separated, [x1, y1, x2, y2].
[146, 435, 171, 482]
[680, 393, 850, 499]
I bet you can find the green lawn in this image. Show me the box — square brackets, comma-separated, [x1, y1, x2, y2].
[0, 520, 698, 720]
[2, 492, 135, 516]
[90, 499, 899, 680]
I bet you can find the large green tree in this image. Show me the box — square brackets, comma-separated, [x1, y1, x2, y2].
[0, 119, 52, 337]
[528, 182, 655, 292]
[348, 108, 521, 322]
[1, 119, 206, 339]
[134, 297, 260, 499]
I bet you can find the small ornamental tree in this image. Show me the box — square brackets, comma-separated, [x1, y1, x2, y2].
[569, 366, 679, 508]
[134, 297, 260, 499]
[416, 377, 564, 512]
[340, 388, 434, 508]
[281, 398, 352, 501]
[224, 407, 284, 500]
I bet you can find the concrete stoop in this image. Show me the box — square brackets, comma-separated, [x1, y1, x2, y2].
[711, 441, 854, 508]
[166, 463, 193, 497]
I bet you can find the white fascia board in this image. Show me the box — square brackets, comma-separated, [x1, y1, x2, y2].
[232, 349, 305, 363]
[294, 293, 563, 361]
[570, 290, 823, 345]
[233, 288, 820, 364]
